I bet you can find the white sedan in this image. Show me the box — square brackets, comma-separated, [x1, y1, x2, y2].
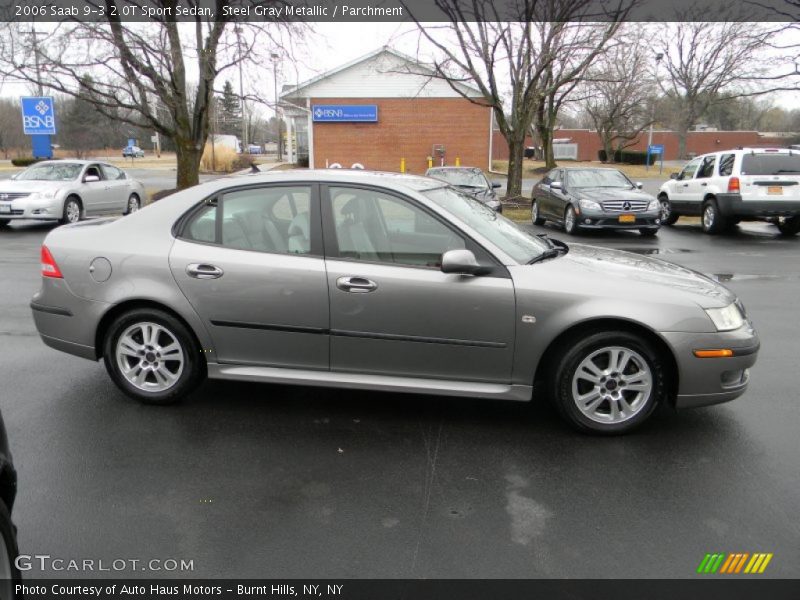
[0, 160, 147, 226]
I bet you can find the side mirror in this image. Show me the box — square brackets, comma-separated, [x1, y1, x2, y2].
[84, 175, 100, 183]
[550, 181, 562, 190]
[491, 181, 501, 189]
[635, 182, 643, 189]
[441, 249, 488, 276]
[669, 173, 679, 180]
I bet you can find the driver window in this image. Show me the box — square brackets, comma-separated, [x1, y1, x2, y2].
[330, 187, 465, 267]
[678, 159, 700, 180]
[84, 165, 103, 181]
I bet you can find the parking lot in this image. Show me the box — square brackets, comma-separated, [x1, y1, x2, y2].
[1, 214, 799, 579]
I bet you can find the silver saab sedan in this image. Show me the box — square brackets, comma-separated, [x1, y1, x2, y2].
[30, 170, 759, 434]
[0, 160, 146, 226]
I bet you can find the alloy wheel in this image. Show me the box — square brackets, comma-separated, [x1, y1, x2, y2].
[65, 200, 80, 223]
[565, 207, 576, 233]
[703, 205, 715, 230]
[128, 196, 140, 213]
[660, 199, 671, 221]
[115, 322, 185, 392]
[571, 346, 653, 424]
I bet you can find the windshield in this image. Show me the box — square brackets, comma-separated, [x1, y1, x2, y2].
[17, 163, 82, 182]
[427, 169, 489, 189]
[741, 154, 800, 175]
[423, 186, 550, 264]
[566, 169, 633, 189]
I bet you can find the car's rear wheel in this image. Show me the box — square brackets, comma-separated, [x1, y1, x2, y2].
[658, 194, 679, 226]
[776, 216, 800, 236]
[103, 308, 205, 405]
[0, 500, 20, 599]
[551, 331, 666, 434]
[60, 197, 82, 225]
[701, 199, 727, 234]
[531, 200, 545, 225]
[564, 205, 580, 235]
[125, 194, 140, 215]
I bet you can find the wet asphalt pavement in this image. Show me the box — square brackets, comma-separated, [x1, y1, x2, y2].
[0, 216, 798, 579]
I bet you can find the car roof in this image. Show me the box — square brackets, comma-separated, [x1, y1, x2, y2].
[33, 159, 103, 166]
[426, 166, 482, 171]
[558, 167, 623, 171]
[221, 169, 446, 193]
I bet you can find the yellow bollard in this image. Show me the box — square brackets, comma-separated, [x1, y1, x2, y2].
[400, 157, 406, 173]
[455, 156, 461, 167]
[427, 156, 433, 169]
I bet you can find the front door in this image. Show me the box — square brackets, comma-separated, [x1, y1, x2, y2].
[670, 158, 702, 210]
[169, 183, 330, 369]
[79, 163, 112, 214]
[321, 185, 516, 383]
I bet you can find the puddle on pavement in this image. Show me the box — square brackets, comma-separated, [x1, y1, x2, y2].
[615, 247, 694, 255]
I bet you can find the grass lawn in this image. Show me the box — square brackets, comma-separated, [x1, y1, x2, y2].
[491, 160, 674, 181]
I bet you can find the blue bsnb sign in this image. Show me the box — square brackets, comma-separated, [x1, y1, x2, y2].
[312, 104, 378, 122]
[21, 97, 57, 135]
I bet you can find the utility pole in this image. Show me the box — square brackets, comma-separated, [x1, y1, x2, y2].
[271, 53, 281, 160]
[235, 26, 247, 151]
[28, 28, 45, 95]
[646, 53, 664, 171]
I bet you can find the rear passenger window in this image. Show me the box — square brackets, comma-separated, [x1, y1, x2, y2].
[719, 154, 735, 176]
[697, 156, 716, 179]
[184, 205, 217, 244]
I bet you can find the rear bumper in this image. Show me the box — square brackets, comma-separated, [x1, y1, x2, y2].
[716, 193, 800, 218]
[661, 323, 760, 409]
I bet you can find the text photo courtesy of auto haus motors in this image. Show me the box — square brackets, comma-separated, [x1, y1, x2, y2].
[1, 6, 800, 598]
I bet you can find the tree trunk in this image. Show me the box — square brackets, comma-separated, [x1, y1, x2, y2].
[506, 137, 526, 200]
[602, 133, 614, 163]
[677, 128, 688, 160]
[175, 141, 203, 189]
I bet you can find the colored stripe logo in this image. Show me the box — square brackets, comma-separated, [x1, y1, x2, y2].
[697, 552, 773, 574]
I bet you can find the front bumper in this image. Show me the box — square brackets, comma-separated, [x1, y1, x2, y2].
[576, 208, 661, 230]
[0, 198, 62, 221]
[716, 193, 800, 218]
[661, 321, 760, 409]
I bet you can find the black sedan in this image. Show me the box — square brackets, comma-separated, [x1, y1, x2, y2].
[531, 167, 661, 236]
[425, 166, 503, 212]
[0, 410, 18, 594]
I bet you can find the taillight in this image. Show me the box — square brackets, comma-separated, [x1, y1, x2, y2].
[41, 245, 63, 278]
[728, 177, 740, 193]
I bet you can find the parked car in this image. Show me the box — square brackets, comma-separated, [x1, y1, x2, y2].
[425, 166, 503, 212]
[30, 170, 759, 434]
[0, 160, 146, 226]
[0, 410, 19, 594]
[658, 148, 800, 235]
[122, 145, 145, 158]
[531, 167, 661, 236]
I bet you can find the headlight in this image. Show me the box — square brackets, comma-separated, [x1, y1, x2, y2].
[648, 199, 659, 211]
[705, 303, 745, 331]
[579, 198, 601, 211]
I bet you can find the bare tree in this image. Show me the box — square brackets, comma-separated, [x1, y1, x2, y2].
[402, 0, 634, 200]
[0, 2, 301, 189]
[583, 28, 653, 162]
[654, 14, 772, 159]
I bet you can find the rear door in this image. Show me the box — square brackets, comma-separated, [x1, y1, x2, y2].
[169, 183, 330, 369]
[321, 184, 516, 383]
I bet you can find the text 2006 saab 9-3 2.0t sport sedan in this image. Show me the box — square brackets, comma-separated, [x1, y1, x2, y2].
[30, 170, 759, 434]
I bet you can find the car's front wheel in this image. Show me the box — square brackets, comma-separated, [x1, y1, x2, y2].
[125, 194, 141, 215]
[60, 197, 82, 225]
[551, 331, 666, 434]
[531, 199, 545, 225]
[103, 308, 205, 405]
[564, 205, 580, 235]
[776, 216, 800, 236]
[658, 194, 679, 226]
[0, 500, 20, 599]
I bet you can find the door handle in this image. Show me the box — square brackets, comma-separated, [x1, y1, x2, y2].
[186, 263, 224, 279]
[701, 183, 708, 186]
[682, 184, 689, 187]
[336, 276, 377, 293]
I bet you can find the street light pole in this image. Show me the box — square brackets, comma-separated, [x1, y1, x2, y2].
[235, 26, 247, 151]
[271, 53, 281, 160]
[646, 53, 664, 172]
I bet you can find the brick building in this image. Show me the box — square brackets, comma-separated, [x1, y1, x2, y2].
[280, 47, 493, 174]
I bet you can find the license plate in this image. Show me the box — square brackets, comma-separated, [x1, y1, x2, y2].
[0, 205, 10, 214]
[767, 186, 783, 195]
[619, 214, 635, 223]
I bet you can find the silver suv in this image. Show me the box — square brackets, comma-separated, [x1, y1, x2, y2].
[658, 148, 800, 235]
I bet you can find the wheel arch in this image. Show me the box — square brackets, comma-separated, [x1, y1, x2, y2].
[533, 317, 679, 403]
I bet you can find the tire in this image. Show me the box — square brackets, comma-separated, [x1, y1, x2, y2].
[0, 500, 21, 599]
[103, 308, 205, 405]
[60, 196, 82, 225]
[125, 194, 141, 215]
[550, 330, 666, 435]
[564, 205, 580, 235]
[639, 228, 658, 237]
[531, 199, 545, 225]
[0, 220, 9, 228]
[776, 216, 800, 236]
[658, 194, 679, 226]
[701, 198, 728, 235]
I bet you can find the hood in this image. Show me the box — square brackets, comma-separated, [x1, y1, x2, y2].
[0, 180, 70, 194]
[457, 186, 497, 202]
[522, 243, 735, 309]
[572, 187, 653, 202]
